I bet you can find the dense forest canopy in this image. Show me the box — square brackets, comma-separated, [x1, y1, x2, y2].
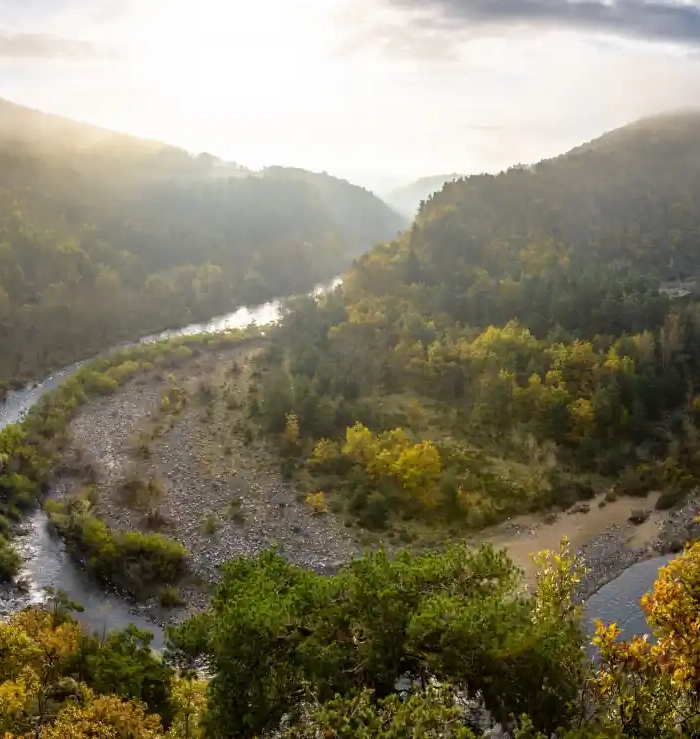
[250, 111, 700, 533]
[0, 98, 404, 390]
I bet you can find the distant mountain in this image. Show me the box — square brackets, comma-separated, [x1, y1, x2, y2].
[0, 98, 404, 387]
[384, 173, 464, 217]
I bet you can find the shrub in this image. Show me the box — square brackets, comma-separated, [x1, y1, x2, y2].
[228, 499, 245, 525]
[618, 464, 659, 497]
[81, 371, 119, 395]
[358, 491, 389, 530]
[306, 492, 328, 515]
[201, 513, 221, 536]
[0, 535, 19, 582]
[308, 439, 343, 472]
[655, 488, 685, 510]
[106, 360, 141, 385]
[142, 508, 172, 532]
[119, 477, 165, 512]
[48, 500, 188, 597]
[554, 479, 596, 508]
[158, 586, 185, 608]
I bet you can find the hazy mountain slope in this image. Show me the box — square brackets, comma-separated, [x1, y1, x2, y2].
[385, 173, 463, 217]
[414, 111, 700, 280]
[0, 98, 403, 388]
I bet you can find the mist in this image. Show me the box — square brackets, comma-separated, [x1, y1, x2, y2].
[1, 0, 700, 188]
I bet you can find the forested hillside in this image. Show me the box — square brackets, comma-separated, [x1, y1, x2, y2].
[0, 99, 403, 391]
[385, 172, 463, 217]
[251, 112, 700, 533]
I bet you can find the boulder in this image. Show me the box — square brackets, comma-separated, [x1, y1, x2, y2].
[628, 509, 651, 525]
[568, 502, 591, 515]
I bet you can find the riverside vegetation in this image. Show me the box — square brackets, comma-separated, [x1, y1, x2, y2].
[0, 328, 262, 589]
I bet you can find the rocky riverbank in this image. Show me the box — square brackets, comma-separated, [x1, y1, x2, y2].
[52, 345, 360, 617]
[577, 495, 699, 598]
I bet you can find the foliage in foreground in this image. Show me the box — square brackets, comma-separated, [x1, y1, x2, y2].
[5, 535, 700, 736]
[0, 594, 206, 739]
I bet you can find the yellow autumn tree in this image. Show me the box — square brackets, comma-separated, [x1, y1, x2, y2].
[341, 423, 443, 508]
[37, 693, 165, 739]
[390, 440, 442, 508]
[308, 438, 341, 470]
[168, 677, 208, 739]
[591, 533, 700, 735]
[0, 609, 82, 735]
[305, 491, 328, 515]
[0, 607, 182, 739]
[342, 422, 376, 467]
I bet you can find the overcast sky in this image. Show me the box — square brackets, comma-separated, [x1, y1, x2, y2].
[1, 0, 700, 190]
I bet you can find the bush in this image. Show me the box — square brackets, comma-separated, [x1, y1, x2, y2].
[305, 492, 328, 515]
[0, 472, 39, 510]
[201, 513, 221, 535]
[81, 371, 119, 395]
[158, 586, 185, 608]
[618, 465, 659, 497]
[554, 479, 596, 508]
[48, 500, 188, 598]
[228, 499, 245, 525]
[655, 488, 685, 510]
[106, 360, 141, 385]
[119, 477, 165, 512]
[358, 491, 389, 530]
[0, 535, 20, 582]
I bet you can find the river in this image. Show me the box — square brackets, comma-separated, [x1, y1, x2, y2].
[0, 275, 670, 647]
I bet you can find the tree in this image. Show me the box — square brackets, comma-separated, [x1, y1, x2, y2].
[286, 687, 476, 738]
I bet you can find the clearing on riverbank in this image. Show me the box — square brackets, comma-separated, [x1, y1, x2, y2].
[482, 491, 664, 585]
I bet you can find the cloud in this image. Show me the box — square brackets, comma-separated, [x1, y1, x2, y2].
[387, 0, 700, 47]
[0, 31, 113, 60]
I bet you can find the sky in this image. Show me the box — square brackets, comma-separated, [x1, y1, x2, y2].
[1, 0, 700, 191]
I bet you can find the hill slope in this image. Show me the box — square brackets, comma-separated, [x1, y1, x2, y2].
[0, 99, 403, 389]
[251, 112, 700, 535]
[385, 173, 463, 217]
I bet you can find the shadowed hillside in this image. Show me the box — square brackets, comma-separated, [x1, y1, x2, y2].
[0, 99, 403, 389]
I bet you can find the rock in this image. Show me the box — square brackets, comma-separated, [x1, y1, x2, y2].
[568, 502, 590, 515]
[544, 512, 559, 525]
[628, 509, 651, 525]
[598, 500, 607, 508]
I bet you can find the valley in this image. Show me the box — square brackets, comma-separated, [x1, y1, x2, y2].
[5, 107, 700, 737]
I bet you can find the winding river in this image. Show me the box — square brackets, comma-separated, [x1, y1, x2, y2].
[0, 276, 672, 646]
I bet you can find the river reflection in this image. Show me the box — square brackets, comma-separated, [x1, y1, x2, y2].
[584, 555, 674, 639]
